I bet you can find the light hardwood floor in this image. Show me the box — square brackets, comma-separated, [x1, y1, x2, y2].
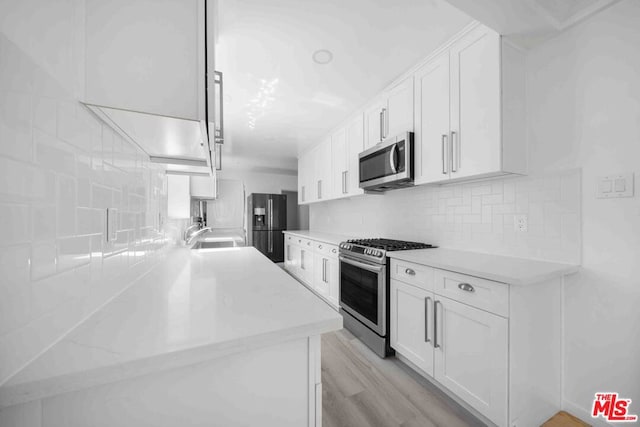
[321, 329, 486, 427]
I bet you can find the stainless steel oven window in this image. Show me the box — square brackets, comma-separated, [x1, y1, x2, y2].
[339, 255, 386, 336]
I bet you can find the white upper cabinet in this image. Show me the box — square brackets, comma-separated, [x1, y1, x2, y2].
[385, 76, 414, 138]
[414, 51, 451, 184]
[364, 76, 415, 149]
[80, 0, 218, 175]
[83, 0, 204, 121]
[415, 24, 526, 185]
[190, 175, 217, 199]
[364, 97, 387, 149]
[297, 23, 527, 205]
[330, 128, 347, 198]
[313, 140, 332, 201]
[345, 114, 365, 197]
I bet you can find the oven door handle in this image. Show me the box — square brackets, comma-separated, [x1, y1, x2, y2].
[339, 256, 384, 273]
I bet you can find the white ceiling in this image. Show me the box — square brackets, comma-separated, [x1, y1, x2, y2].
[216, 0, 472, 172]
[443, 0, 620, 48]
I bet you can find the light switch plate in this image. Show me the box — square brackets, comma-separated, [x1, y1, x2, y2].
[106, 208, 118, 242]
[596, 173, 634, 198]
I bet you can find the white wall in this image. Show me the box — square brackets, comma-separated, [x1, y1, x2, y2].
[311, 170, 582, 264]
[0, 1, 168, 386]
[526, 0, 640, 421]
[310, 0, 640, 422]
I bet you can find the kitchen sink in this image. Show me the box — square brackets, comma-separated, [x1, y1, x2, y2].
[191, 240, 237, 249]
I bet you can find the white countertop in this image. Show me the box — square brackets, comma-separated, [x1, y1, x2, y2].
[388, 248, 579, 286]
[284, 230, 354, 246]
[0, 247, 342, 408]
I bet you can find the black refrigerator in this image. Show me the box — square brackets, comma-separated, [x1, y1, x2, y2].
[247, 193, 287, 262]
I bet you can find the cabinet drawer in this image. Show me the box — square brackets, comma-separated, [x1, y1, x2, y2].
[390, 259, 434, 291]
[314, 241, 338, 258]
[292, 236, 312, 248]
[434, 269, 508, 317]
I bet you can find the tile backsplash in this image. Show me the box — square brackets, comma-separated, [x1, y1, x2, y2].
[0, 34, 168, 384]
[310, 170, 582, 264]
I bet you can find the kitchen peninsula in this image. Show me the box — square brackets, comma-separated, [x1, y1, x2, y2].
[0, 247, 342, 427]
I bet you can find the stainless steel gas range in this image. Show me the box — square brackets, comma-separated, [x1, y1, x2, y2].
[338, 238, 436, 357]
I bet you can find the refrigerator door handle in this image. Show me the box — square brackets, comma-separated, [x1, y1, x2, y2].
[268, 198, 273, 230]
[268, 231, 273, 253]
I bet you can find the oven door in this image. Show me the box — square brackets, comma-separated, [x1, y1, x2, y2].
[339, 255, 386, 336]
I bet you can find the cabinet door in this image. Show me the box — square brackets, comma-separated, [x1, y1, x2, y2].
[298, 153, 314, 204]
[449, 26, 501, 179]
[297, 156, 305, 204]
[390, 280, 434, 376]
[326, 256, 339, 308]
[345, 114, 364, 196]
[414, 52, 451, 185]
[364, 99, 386, 149]
[330, 128, 347, 198]
[313, 253, 331, 300]
[313, 140, 332, 201]
[433, 296, 508, 426]
[386, 76, 414, 138]
[299, 247, 313, 285]
[190, 175, 216, 199]
[84, 0, 202, 120]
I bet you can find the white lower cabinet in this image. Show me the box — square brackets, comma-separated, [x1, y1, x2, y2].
[433, 296, 508, 425]
[390, 259, 561, 427]
[390, 279, 434, 376]
[284, 233, 340, 310]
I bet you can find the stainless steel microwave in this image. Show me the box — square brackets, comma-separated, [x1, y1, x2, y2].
[359, 132, 414, 192]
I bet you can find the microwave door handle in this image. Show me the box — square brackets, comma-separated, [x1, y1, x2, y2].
[389, 144, 398, 174]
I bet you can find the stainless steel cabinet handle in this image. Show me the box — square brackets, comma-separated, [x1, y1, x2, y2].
[434, 300, 441, 348]
[322, 258, 328, 283]
[214, 71, 224, 143]
[441, 134, 448, 175]
[301, 185, 305, 202]
[301, 250, 305, 270]
[344, 170, 348, 193]
[382, 107, 388, 139]
[317, 180, 322, 199]
[331, 248, 337, 254]
[458, 282, 475, 292]
[286, 245, 291, 261]
[405, 268, 415, 276]
[451, 131, 458, 172]
[379, 110, 384, 142]
[424, 296, 431, 343]
[318, 244, 323, 249]
[342, 170, 348, 194]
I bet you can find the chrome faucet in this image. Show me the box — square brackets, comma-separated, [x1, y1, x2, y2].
[185, 225, 212, 245]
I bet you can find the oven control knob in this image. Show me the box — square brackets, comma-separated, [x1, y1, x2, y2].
[374, 250, 381, 257]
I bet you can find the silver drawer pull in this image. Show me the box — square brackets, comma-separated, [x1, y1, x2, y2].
[405, 268, 416, 276]
[458, 283, 475, 292]
[332, 249, 337, 253]
[318, 245, 323, 249]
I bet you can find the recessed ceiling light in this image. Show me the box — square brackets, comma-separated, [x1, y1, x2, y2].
[312, 49, 333, 65]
